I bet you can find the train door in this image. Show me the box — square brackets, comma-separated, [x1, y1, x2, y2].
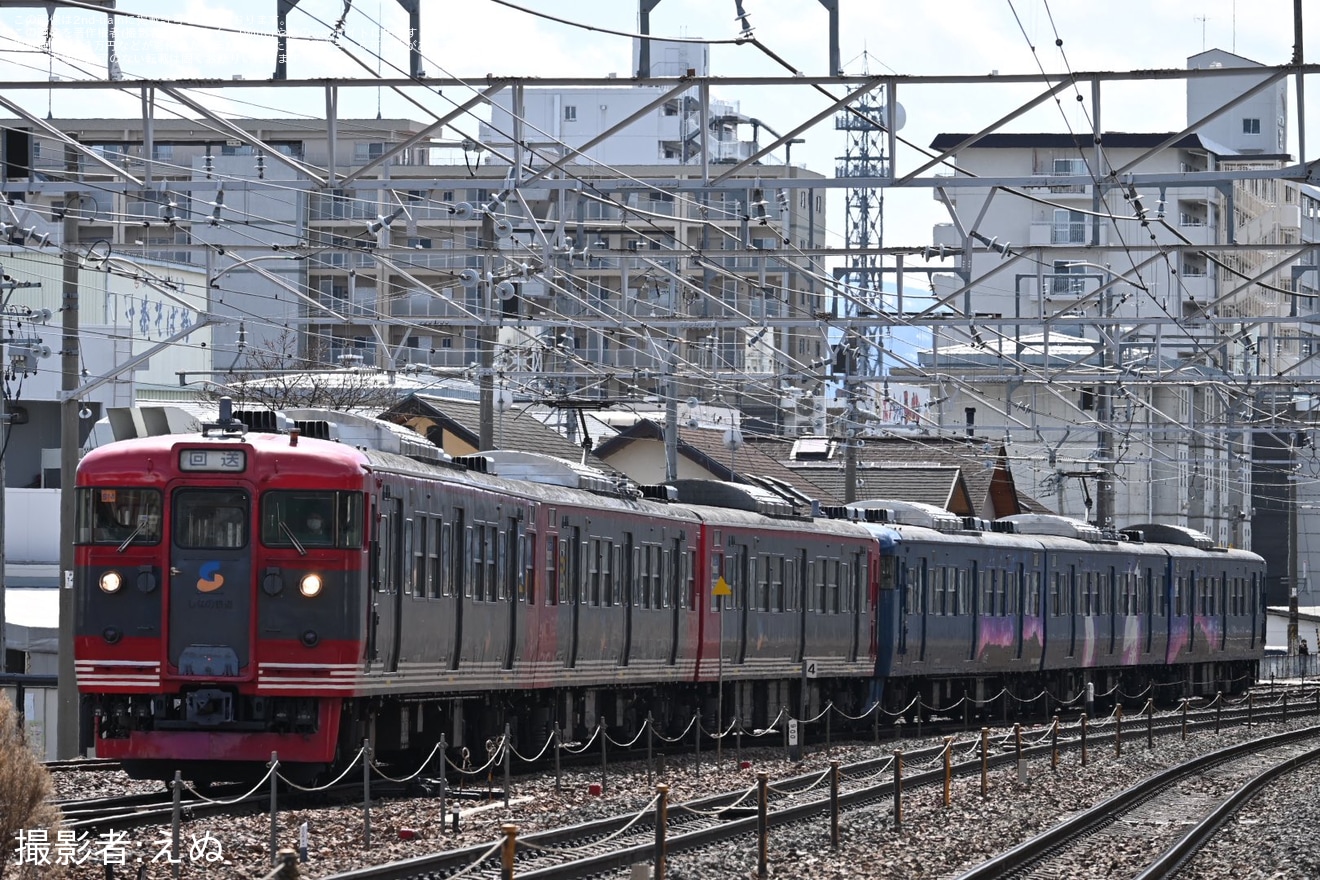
[367, 496, 379, 663]
[667, 537, 682, 666]
[1015, 561, 1026, 660]
[795, 551, 808, 664]
[504, 515, 521, 671]
[1219, 573, 1228, 650]
[848, 549, 864, 664]
[897, 560, 908, 656]
[1143, 564, 1154, 655]
[968, 560, 980, 661]
[449, 508, 465, 671]
[1068, 564, 1078, 658]
[563, 526, 581, 669]
[384, 496, 405, 674]
[167, 487, 252, 678]
[735, 543, 750, 664]
[917, 555, 928, 663]
[1250, 572, 1260, 649]
[620, 531, 634, 666]
[1187, 567, 1197, 652]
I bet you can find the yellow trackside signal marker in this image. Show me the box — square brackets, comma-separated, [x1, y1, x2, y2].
[713, 576, 732, 597]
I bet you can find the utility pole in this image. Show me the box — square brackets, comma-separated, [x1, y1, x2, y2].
[477, 212, 496, 451]
[58, 143, 82, 758]
[664, 341, 679, 481]
[1290, 428, 1301, 655]
[842, 339, 858, 504]
[1095, 271, 1115, 530]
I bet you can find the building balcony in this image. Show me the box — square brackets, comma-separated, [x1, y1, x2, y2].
[1029, 222, 1107, 247]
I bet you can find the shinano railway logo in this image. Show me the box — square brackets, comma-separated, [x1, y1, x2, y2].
[196, 562, 225, 593]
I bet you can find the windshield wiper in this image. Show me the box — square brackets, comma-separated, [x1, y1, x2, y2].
[279, 521, 307, 557]
[116, 524, 144, 554]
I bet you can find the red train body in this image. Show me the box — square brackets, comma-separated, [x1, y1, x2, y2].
[74, 409, 1265, 781]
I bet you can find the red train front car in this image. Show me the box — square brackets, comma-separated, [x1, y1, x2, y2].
[75, 409, 367, 780]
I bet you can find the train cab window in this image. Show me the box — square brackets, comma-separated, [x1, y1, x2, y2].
[175, 489, 248, 549]
[260, 490, 362, 549]
[77, 487, 162, 545]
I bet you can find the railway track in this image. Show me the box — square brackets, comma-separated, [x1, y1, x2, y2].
[43, 757, 122, 772]
[953, 726, 1320, 880]
[313, 699, 1320, 880]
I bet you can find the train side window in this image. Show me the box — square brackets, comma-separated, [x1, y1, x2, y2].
[588, 539, 601, 606]
[429, 518, 443, 598]
[411, 515, 426, 597]
[440, 522, 454, 597]
[610, 543, 622, 607]
[826, 559, 839, 614]
[660, 547, 671, 608]
[577, 535, 588, 606]
[651, 545, 663, 609]
[546, 537, 559, 605]
[1174, 575, 1185, 616]
[785, 558, 798, 612]
[524, 531, 535, 604]
[485, 524, 500, 602]
[769, 557, 783, 612]
[496, 527, 512, 601]
[463, 523, 475, 600]
[78, 487, 162, 545]
[753, 555, 767, 611]
[686, 549, 697, 611]
[471, 525, 485, 601]
[798, 557, 807, 612]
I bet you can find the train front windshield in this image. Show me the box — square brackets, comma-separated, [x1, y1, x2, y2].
[261, 490, 363, 549]
[76, 488, 163, 545]
[174, 490, 249, 549]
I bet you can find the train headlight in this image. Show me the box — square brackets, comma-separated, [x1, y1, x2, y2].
[299, 574, 323, 598]
[99, 571, 123, 594]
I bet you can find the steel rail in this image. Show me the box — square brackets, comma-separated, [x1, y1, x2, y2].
[954, 725, 1320, 880]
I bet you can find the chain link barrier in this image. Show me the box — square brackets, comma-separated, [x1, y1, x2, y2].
[518, 794, 662, 854]
[369, 738, 445, 784]
[183, 760, 281, 804]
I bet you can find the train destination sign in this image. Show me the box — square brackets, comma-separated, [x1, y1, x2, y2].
[179, 449, 247, 473]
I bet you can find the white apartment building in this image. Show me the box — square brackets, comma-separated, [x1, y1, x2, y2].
[0, 45, 831, 435]
[914, 49, 1320, 603]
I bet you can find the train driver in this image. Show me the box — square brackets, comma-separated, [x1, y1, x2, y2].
[302, 508, 332, 545]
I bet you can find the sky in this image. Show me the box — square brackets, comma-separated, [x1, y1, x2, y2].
[0, 0, 1314, 250]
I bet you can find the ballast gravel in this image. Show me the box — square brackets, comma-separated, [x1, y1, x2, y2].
[37, 711, 1320, 879]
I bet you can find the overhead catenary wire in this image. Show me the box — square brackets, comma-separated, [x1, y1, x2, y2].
[0, 3, 1304, 506]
